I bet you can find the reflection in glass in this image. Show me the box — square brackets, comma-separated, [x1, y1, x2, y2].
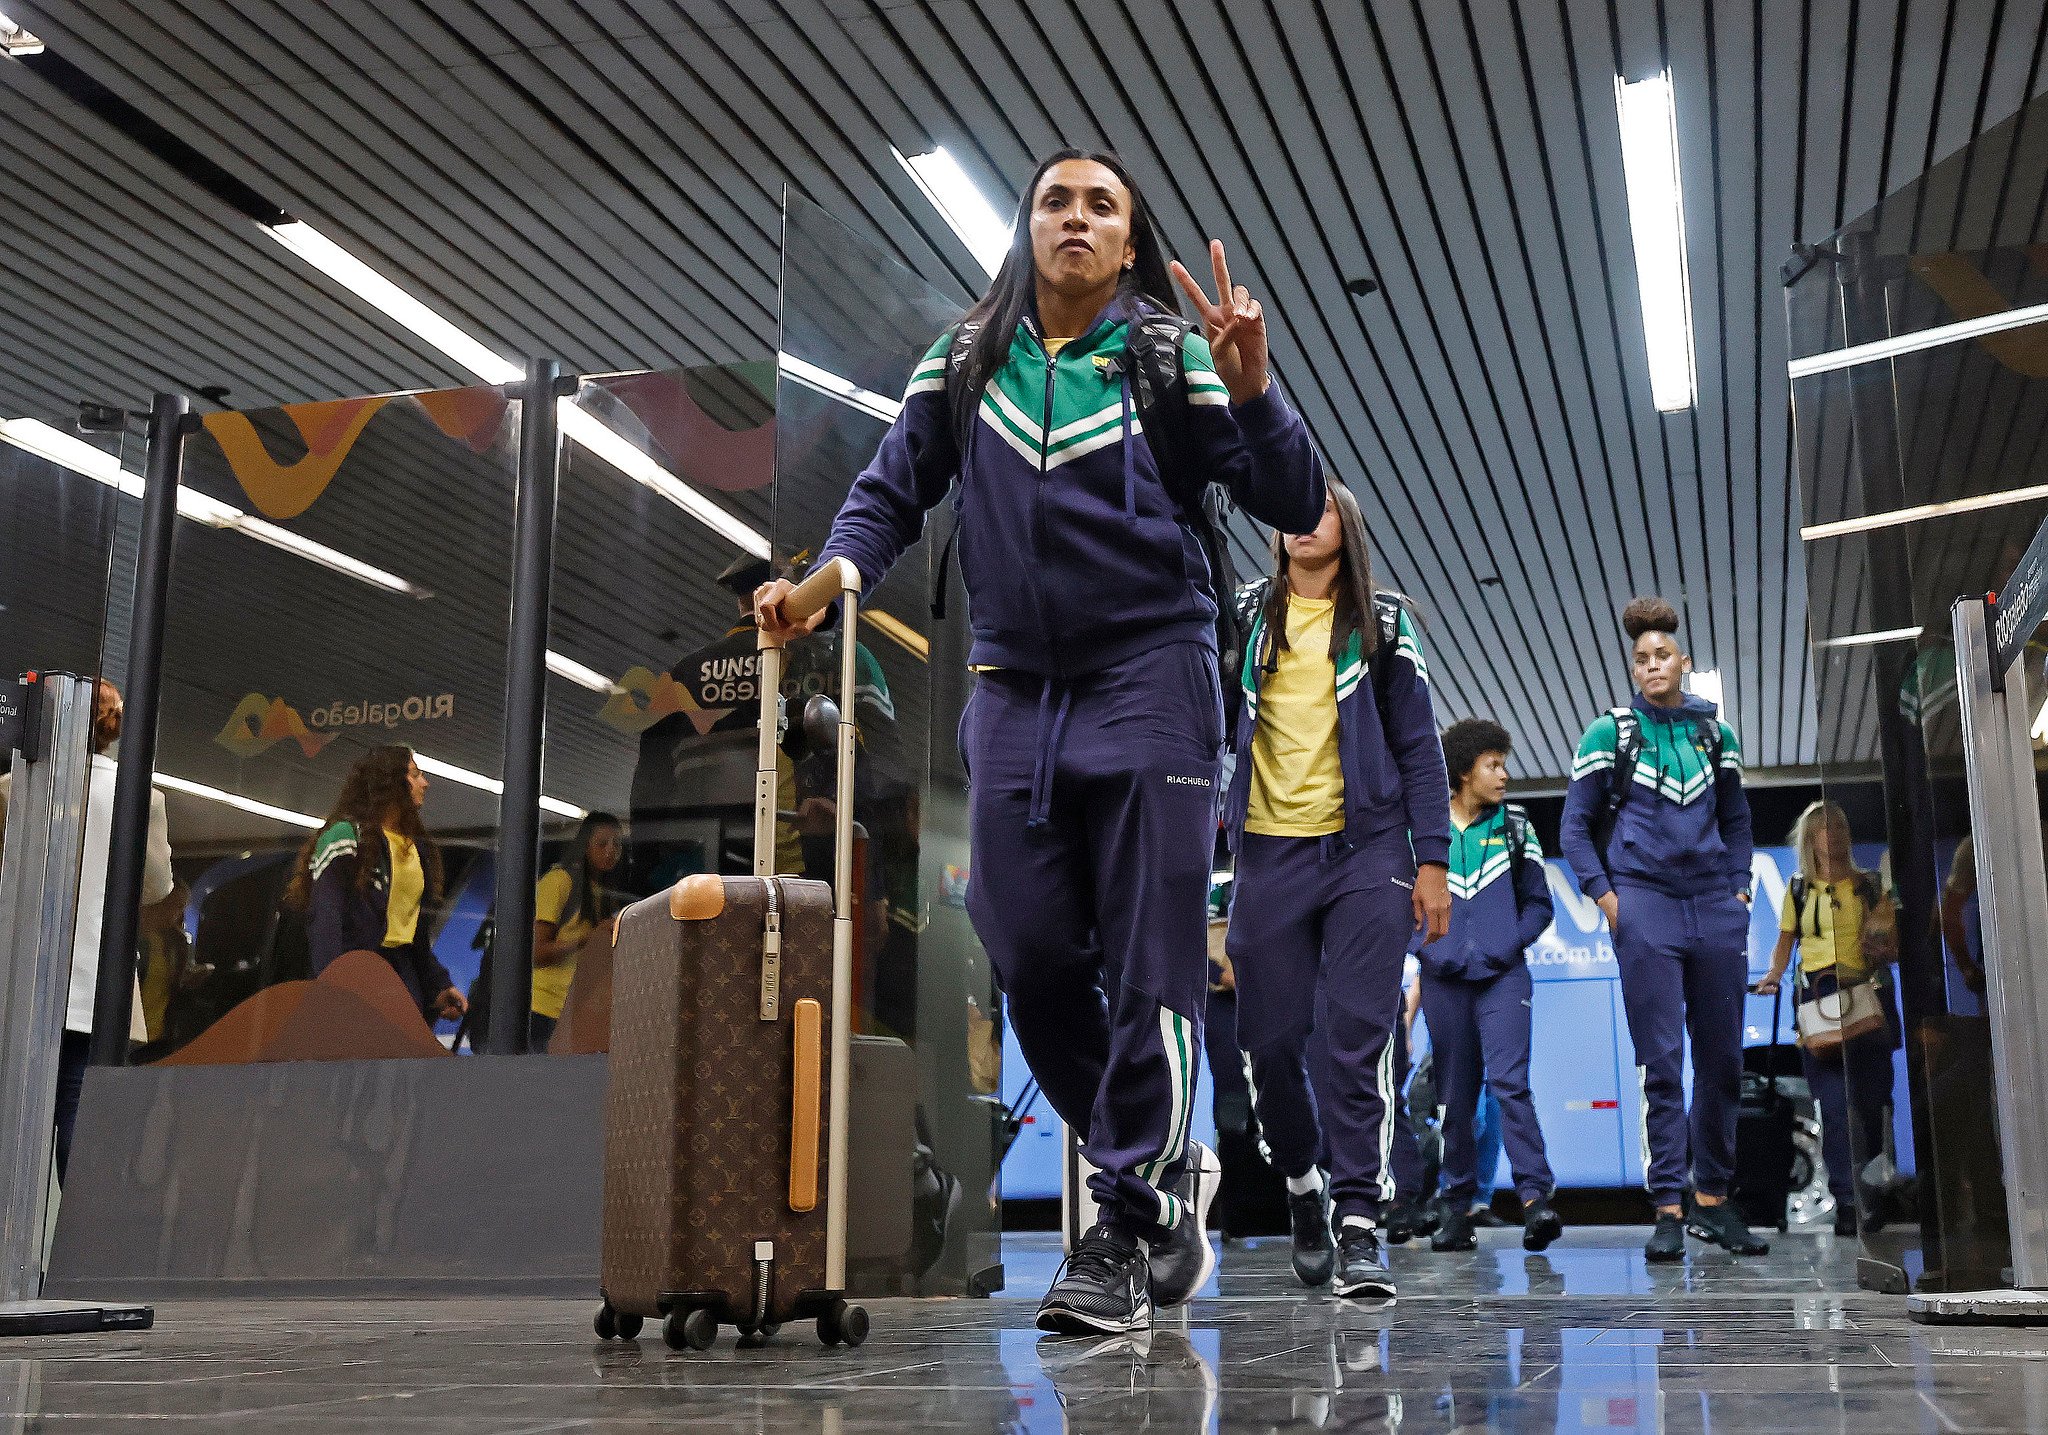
[134, 387, 521, 1065]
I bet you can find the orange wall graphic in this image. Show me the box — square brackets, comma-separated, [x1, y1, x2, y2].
[215, 693, 333, 759]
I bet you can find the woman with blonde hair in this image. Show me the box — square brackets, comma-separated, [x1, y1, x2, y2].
[1755, 800, 1899, 1236]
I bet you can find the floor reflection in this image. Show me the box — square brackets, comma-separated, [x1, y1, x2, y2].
[7, 1228, 2048, 1432]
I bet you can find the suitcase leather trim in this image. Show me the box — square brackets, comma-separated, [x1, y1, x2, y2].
[669, 872, 727, 921]
[789, 998, 822, 1213]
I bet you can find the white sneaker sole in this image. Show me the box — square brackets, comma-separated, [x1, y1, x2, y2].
[1035, 1297, 1154, 1336]
[1331, 1274, 1397, 1299]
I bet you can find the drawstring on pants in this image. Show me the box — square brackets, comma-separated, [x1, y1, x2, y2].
[1027, 678, 1076, 829]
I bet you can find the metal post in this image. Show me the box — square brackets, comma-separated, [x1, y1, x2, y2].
[1909, 599, 2048, 1323]
[486, 361, 562, 1055]
[90, 395, 187, 1066]
[0, 672, 151, 1334]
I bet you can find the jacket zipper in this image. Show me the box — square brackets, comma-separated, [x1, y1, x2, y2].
[1027, 318, 1066, 675]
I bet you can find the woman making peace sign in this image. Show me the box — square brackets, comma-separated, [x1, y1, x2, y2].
[758, 148, 1325, 1334]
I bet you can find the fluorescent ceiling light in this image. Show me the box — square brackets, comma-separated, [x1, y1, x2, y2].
[413, 752, 585, 819]
[1615, 73, 1698, 413]
[153, 772, 321, 829]
[893, 145, 1011, 278]
[546, 650, 614, 693]
[776, 352, 902, 425]
[268, 222, 523, 385]
[1800, 482, 2048, 541]
[269, 219, 774, 560]
[557, 400, 770, 559]
[1814, 625, 1925, 650]
[0, 416, 428, 596]
[1789, 299, 2048, 380]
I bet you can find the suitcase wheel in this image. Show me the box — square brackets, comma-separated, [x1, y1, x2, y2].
[817, 1300, 869, 1349]
[592, 1303, 641, 1341]
[663, 1307, 719, 1352]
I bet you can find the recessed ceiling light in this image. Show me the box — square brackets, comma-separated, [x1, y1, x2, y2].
[1615, 73, 1698, 413]
[893, 145, 1011, 278]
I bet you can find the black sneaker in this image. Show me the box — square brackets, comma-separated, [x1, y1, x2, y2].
[1430, 1204, 1477, 1252]
[1644, 1212, 1686, 1263]
[1382, 1196, 1432, 1245]
[1287, 1188, 1335, 1286]
[1469, 1206, 1508, 1229]
[1331, 1224, 1396, 1299]
[1522, 1194, 1564, 1252]
[1147, 1141, 1221, 1307]
[1833, 1203, 1859, 1238]
[1038, 1223, 1152, 1335]
[1687, 1200, 1770, 1255]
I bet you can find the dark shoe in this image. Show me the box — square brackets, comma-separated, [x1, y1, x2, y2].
[1383, 1196, 1431, 1245]
[1469, 1205, 1508, 1229]
[1038, 1223, 1152, 1335]
[1644, 1212, 1686, 1263]
[1287, 1188, 1335, 1286]
[1147, 1141, 1221, 1308]
[1833, 1203, 1859, 1238]
[910, 1147, 963, 1277]
[1687, 1200, 1770, 1256]
[1522, 1194, 1564, 1252]
[1331, 1225, 1396, 1299]
[1430, 1204, 1477, 1252]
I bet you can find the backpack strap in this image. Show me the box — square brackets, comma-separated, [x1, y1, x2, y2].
[1605, 708, 1642, 816]
[930, 321, 985, 620]
[1503, 802, 1533, 903]
[1789, 874, 1811, 938]
[1369, 593, 1404, 729]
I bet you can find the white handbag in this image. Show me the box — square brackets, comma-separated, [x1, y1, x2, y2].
[1796, 976, 1886, 1054]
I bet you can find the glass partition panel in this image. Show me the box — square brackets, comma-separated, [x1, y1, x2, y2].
[135, 386, 519, 1063]
[777, 190, 991, 1295]
[541, 361, 777, 1053]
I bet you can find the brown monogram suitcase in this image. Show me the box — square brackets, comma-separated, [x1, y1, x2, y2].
[593, 558, 869, 1352]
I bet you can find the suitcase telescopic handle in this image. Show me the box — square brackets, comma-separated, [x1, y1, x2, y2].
[749, 555, 861, 1293]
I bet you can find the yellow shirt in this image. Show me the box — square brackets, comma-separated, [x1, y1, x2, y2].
[532, 866, 591, 1020]
[1246, 595, 1346, 837]
[382, 828, 425, 947]
[1781, 874, 1867, 979]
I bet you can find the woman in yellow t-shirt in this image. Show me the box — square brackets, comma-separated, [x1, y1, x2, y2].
[530, 812, 625, 1049]
[1755, 800, 1898, 1237]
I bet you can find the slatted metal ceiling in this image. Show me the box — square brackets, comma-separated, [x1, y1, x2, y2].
[5, 0, 2048, 785]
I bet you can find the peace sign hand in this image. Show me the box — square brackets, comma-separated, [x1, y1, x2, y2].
[1170, 239, 1270, 405]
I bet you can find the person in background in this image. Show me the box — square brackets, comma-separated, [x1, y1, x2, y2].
[1222, 482, 1452, 1299]
[531, 812, 625, 1051]
[288, 744, 465, 1026]
[1415, 717, 1561, 1254]
[52, 679, 172, 1180]
[1560, 596, 1764, 1262]
[1755, 800, 1899, 1237]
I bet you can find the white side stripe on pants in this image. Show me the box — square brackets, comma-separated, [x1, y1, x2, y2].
[1636, 1064, 1653, 1192]
[1375, 1033, 1397, 1203]
[1138, 1006, 1196, 1227]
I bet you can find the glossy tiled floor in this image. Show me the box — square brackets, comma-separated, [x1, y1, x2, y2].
[9, 1227, 2048, 1432]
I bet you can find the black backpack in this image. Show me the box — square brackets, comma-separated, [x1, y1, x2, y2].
[1502, 801, 1535, 903]
[936, 311, 1251, 732]
[1595, 707, 1725, 845]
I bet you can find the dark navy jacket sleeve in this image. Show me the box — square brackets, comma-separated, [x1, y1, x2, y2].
[1713, 721, 1755, 894]
[1179, 334, 1326, 534]
[813, 341, 960, 597]
[1560, 715, 1617, 901]
[1384, 610, 1451, 868]
[1512, 822, 1555, 951]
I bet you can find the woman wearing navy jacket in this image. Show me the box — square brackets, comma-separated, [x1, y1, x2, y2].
[757, 149, 1324, 1335]
[1417, 718, 1561, 1255]
[1560, 596, 1766, 1262]
[1221, 480, 1451, 1300]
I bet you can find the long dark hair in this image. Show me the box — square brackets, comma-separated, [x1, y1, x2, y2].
[952, 148, 1181, 436]
[552, 811, 624, 930]
[286, 744, 441, 909]
[1259, 478, 1379, 666]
